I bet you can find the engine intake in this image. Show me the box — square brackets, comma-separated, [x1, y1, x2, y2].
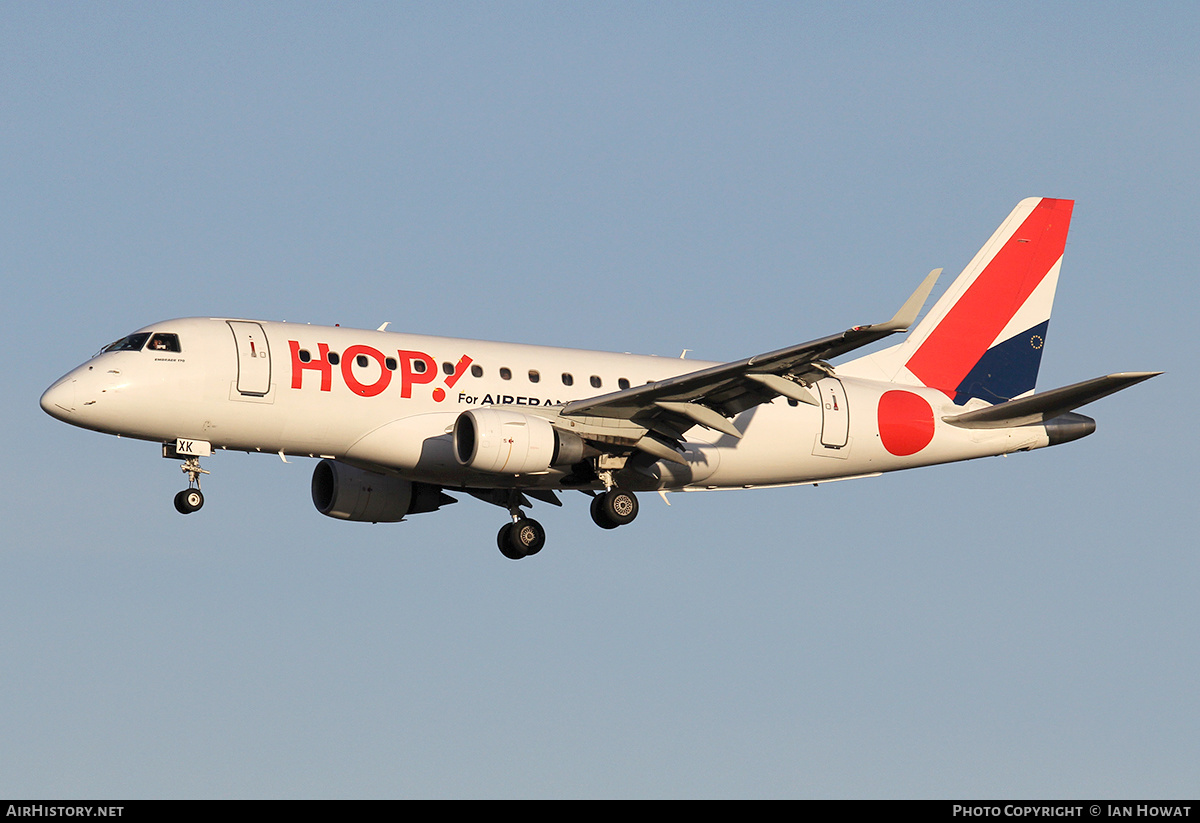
[453, 408, 585, 474]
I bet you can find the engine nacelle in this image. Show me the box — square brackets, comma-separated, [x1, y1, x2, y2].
[311, 459, 415, 522]
[453, 408, 586, 475]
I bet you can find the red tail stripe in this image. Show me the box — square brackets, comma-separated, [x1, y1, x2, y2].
[906, 198, 1073, 396]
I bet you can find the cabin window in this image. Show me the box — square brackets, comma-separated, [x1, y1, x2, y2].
[562, 373, 574, 386]
[385, 357, 397, 370]
[590, 375, 602, 388]
[327, 352, 340, 366]
[412, 359, 426, 374]
[356, 354, 370, 368]
[442, 361, 455, 375]
[298, 349, 312, 363]
[528, 369, 540, 383]
[148, 333, 181, 352]
[500, 367, 512, 380]
[618, 378, 630, 390]
[470, 364, 483, 378]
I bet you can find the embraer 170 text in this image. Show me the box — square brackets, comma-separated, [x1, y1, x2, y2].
[42, 198, 1159, 559]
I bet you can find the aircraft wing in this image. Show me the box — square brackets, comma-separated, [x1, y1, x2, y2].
[559, 269, 941, 450]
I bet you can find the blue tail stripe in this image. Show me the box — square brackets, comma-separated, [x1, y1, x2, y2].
[953, 321, 1049, 405]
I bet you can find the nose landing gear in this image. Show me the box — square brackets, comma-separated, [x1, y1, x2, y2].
[163, 440, 212, 515]
[172, 454, 209, 515]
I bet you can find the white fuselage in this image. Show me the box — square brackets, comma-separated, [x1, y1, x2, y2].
[41, 316, 1053, 493]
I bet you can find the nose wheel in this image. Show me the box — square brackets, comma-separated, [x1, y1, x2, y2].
[174, 455, 209, 515]
[174, 488, 205, 514]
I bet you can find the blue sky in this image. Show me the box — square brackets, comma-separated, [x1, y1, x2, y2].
[2, 3, 1195, 798]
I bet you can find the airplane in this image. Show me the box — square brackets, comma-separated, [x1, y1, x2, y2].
[41, 197, 1159, 559]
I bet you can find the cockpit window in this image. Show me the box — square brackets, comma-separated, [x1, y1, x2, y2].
[148, 333, 181, 352]
[101, 332, 151, 353]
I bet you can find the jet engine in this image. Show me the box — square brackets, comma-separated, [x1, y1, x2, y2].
[453, 408, 586, 474]
[311, 459, 453, 522]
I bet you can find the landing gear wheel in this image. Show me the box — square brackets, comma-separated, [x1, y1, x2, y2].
[590, 494, 619, 529]
[591, 488, 638, 529]
[497, 518, 546, 560]
[174, 488, 204, 514]
[497, 523, 520, 559]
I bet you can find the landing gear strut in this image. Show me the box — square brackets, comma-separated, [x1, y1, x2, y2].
[173, 455, 209, 515]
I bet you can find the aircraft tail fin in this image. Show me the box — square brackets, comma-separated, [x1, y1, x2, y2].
[874, 197, 1074, 405]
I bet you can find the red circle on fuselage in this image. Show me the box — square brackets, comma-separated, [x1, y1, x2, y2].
[877, 390, 935, 456]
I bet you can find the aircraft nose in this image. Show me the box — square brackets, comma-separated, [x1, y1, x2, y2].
[40, 377, 76, 420]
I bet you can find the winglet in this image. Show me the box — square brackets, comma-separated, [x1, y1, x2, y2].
[870, 268, 942, 334]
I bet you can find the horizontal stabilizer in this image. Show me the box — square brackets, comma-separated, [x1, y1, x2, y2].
[941, 372, 1161, 429]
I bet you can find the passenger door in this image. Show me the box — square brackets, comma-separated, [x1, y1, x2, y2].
[816, 377, 849, 449]
[227, 321, 272, 396]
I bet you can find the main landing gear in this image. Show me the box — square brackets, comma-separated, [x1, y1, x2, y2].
[588, 463, 640, 532]
[590, 487, 639, 530]
[496, 486, 640, 560]
[497, 517, 546, 560]
[173, 455, 209, 515]
[495, 489, 546, 560]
